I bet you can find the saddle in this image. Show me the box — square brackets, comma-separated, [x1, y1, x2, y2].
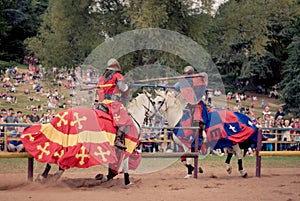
[95, 101, 109, 114]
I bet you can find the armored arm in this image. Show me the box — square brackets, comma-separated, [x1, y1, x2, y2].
[116, 80, 129, 92]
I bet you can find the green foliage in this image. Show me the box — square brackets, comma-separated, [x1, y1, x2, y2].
[210, 0, 300, 97]
[25, 0, 105, 68]
[0, 0, 48, 62]
[0, 60, 17, 74]
[1, 0, 300, 115]
[280, 15, 300, 116]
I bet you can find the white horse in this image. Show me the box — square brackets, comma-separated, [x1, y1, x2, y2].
[23, 93, 152, 185]
[153, 89, 248, 178]
[152, 89, 206, 178]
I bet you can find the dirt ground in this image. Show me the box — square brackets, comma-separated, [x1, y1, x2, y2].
[0, 167, 299, 201]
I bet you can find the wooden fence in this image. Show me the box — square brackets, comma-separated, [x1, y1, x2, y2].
[256, 127, 300, 177]
[0, 123, 34, 181]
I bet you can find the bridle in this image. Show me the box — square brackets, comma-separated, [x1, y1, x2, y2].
[143, 91, 166, 124]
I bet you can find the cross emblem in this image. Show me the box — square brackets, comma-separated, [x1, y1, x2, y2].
[70, 112, 87, 129]
[229, 124, 237, 132]
[54, 150, 64, 158]
[37, 142, 50, 159]
[120, 104, 126, 110]
[248, 120, 253, 127]
[56, 112, 69, 127]
[114, 114, 121, 122]
[76, 146, 90, 165]
[21, 133, 35, 142]
[94, 146, 111, 162]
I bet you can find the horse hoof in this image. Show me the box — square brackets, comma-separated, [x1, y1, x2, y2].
[125, 182, 133, 186]
[95, 174, 104, 180]
[53, 170, 64, 181]
[184, 174, 192, 179]
[95, 174, 108, 182]
[199, 167, 204, 174]
[226, 164, 232, 174]
[240, 170, 248, 178]
[35, 174, 46, 183]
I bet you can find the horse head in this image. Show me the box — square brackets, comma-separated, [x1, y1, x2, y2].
[152, 89, 186, 127]
[127, 92, 155, 131]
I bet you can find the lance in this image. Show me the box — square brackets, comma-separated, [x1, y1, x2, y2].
[80, 73, 207, 91]
[134, 73, 208, 84]
[79, 83, 175, 91]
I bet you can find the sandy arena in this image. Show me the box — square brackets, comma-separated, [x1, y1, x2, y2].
[0, 166, 299, 201]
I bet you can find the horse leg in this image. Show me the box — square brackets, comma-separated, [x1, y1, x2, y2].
[122, 158, 131, 185]
[232, 144, 248, 178]
[53, 166, 65, 181]
[174, 136, 195, 178]
[225, 150, 233, 174]
[41, 163, 51, 178]
[181, 157, 194, 179]
[95, 166, 118, 182]
[35, 163, 51, 183]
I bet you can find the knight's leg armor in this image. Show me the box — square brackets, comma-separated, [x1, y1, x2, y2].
[114, 125, 129, 150]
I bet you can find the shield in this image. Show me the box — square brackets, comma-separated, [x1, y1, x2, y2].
[178, 73, 208, 105]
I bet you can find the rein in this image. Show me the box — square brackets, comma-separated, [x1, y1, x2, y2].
[144, 92, 166, 121]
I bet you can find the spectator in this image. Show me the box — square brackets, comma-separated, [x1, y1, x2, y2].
[262, 105, 271, 119]
[7, 133, 24, 152]
[261, 99, 265, 108]
[291, 118, 300, 151]
[3, 108, 18, 132]
[39, 109, 52, 124]
[0, 109, 7, 138]
[29, 108, 40, 124]
[24, 88, 30, 95]
[281, 119, 292, 151]
[16, 111, 23, 123]
[275, 106, 285, 120]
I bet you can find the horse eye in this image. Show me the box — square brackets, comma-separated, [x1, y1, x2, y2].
[158, 101, 163, 104]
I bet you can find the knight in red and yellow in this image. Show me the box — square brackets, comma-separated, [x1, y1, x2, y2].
[96, 58, 133, 150]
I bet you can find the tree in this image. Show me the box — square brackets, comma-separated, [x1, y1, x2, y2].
[0, 0, 48, 62]
[25, 0, 105, 67]
[280, 15, 300, 116]
[210, 0, 300, 93]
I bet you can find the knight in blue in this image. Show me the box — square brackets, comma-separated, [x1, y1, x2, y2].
[174, 66, 209, 176]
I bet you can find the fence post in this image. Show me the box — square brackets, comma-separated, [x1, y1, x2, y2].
[3, 126, 7, 151]
[193, 126, 201, 179]
[28, 157, 34, 181]
[275, 129, 278, 151]
[256, 129, 262, 177]
[163, 126, 168, 152]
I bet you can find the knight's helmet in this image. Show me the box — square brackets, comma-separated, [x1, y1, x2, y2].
[106, 58, 121, 71]
[183, 66, 195, 75]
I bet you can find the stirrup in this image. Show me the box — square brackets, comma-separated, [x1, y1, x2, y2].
[115, 142, 127, 150]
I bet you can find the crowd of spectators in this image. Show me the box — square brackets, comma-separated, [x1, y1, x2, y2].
[225, 91, 300, 154]
[0, 63, 91, 152]
[0, 64, 299, 154]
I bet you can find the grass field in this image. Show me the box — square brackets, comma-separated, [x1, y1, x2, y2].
[0, 155, 299, 174]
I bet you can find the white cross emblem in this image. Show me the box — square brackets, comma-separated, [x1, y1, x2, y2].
[248, 120, 253, 127]
[229, 124, 237, 132]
